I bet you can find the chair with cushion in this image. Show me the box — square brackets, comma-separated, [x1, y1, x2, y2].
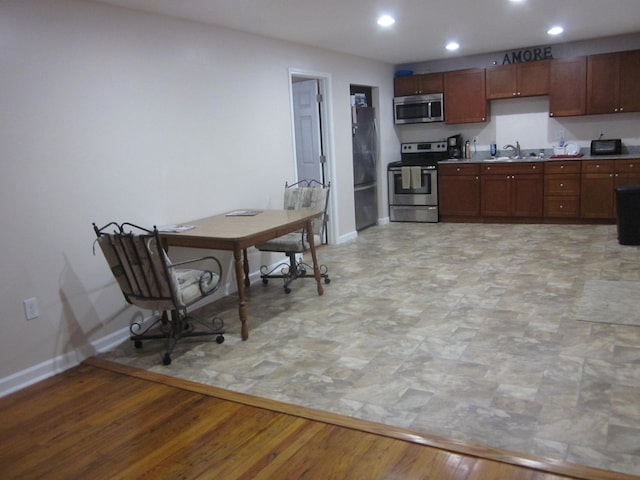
[256, 179, 331, 294]
[93, 221, 225, 365]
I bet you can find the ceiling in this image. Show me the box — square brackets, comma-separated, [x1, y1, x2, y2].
[94, 0, 640, 65]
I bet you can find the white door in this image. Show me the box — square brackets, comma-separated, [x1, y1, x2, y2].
[292, 79, 323, 183]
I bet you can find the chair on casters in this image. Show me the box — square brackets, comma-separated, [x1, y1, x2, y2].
[93, 221, 225, 365]
[257, 179, 331, 294]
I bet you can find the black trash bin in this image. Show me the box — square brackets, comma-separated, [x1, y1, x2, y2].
[615, 185, 640, 245]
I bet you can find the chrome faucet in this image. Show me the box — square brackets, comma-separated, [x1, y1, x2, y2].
[503, 141, 521, 159]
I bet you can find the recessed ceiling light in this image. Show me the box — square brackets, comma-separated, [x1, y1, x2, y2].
[446, 42, 460, 51]
[377, 15, 395, 27]
[548, 26, 564, 35]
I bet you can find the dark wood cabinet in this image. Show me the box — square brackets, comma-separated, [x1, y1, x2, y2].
[394, 73, 443, 96]
[616, 158, 640, 187]
[549, 57, 586, 117]
[580, 160, 615, 219]
[578, 159, 640, 219]
[480, 162, 543, 218]
[587, 50, 640, 115]
[486, 61, 550, 99]
[443, 68, 487, 124]
[543, 161, 581, 218]
[438, 163, 480, 219]
[619, 50, 640, 113]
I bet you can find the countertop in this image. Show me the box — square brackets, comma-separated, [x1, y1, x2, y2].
[439, 153, 640, 164]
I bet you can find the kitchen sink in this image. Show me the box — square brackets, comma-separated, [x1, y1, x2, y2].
[483, 156, 540, 162]
[484, 157, 517, 162]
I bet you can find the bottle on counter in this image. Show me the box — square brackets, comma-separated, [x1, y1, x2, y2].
[464, 140, 471, 159]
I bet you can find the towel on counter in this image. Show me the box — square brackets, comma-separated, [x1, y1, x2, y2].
[410, 166, 422, 189]
[401, 166, 411, 189]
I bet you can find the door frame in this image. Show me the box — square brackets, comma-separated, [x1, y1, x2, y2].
[289, 68, 336, 245]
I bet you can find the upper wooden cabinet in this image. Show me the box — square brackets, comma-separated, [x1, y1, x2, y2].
[394, 73, 443, 96]
[587, 50, 640, 114]
[549, 57, 587, 117]
[485, 60, 550, 99]
[444, 68, 488, 124]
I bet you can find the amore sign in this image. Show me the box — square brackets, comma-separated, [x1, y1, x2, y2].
[502, 46, 553, 64]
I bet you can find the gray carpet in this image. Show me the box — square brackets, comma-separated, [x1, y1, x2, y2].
[574, 279, 640, 326]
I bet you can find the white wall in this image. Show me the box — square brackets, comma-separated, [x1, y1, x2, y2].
[0, 0, 398, 394]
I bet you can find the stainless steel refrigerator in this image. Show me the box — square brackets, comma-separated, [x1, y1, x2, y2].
[352, 105, 378, 231]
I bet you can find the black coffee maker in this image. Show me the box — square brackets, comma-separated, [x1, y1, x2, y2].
[447, 134, 463, 159]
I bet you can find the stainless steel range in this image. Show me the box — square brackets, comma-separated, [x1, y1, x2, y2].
[388, 141, 447, 223]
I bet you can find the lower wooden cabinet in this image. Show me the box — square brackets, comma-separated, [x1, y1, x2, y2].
[543, 161, 581, 218]
[580, 160, 615, 219]
[580, 158, 640, 219]
[438, 163, 480, 219]
[480, 162, 543, 218]
[437, 158, 639, 223]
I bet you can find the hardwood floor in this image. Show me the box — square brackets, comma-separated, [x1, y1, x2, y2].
[0, 358, 634, 480]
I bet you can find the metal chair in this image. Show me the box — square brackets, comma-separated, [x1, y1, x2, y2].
[93, 222, 225, 365]
[256, 179, 331, 294]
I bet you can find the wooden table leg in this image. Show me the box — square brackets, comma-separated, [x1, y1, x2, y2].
[306, 219, 324, 296]
[233, 246, 249, 340]
[242, 248, 250, 288]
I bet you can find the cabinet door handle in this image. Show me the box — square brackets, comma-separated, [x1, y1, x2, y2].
[560, 183, 564, 187]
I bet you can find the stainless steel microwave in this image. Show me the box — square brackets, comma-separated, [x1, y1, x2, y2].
[393, 93, 444, 124]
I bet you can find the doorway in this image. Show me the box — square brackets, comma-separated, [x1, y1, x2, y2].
[292, 78, 324, 183]
[289, 69, 334, 244]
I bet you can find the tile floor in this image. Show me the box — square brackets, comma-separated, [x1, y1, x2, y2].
[100, 222, 640, 476]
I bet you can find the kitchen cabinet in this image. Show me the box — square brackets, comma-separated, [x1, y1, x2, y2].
[579, 159, 640, 219]
[587, 50, 640, 115]
[543, 161, 581, 218]
[394, 73, 443, 96]
[443, 68, 488, 124]
[485, 60, 550, 99]
[549, 57, 587, 117]
[480, 162, 543, 218]
[580, 160, 615, 219]
[438, 163, 480, 219]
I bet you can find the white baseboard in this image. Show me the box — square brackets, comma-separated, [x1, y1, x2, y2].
[0, 253, 339, 398]
[0, 324, 131, 398]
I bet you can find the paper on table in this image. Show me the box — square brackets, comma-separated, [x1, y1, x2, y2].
[225, 210, 262, 216]
[157, 224, 195, 232]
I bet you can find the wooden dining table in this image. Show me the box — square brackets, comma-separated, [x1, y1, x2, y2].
[161, 209, 324, 340]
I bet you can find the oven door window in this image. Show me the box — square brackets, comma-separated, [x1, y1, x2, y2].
[393, 171, 433, 195]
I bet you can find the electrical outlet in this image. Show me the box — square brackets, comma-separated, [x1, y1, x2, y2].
[473, 136, 478, 143]
[24, 297, 39, 320]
